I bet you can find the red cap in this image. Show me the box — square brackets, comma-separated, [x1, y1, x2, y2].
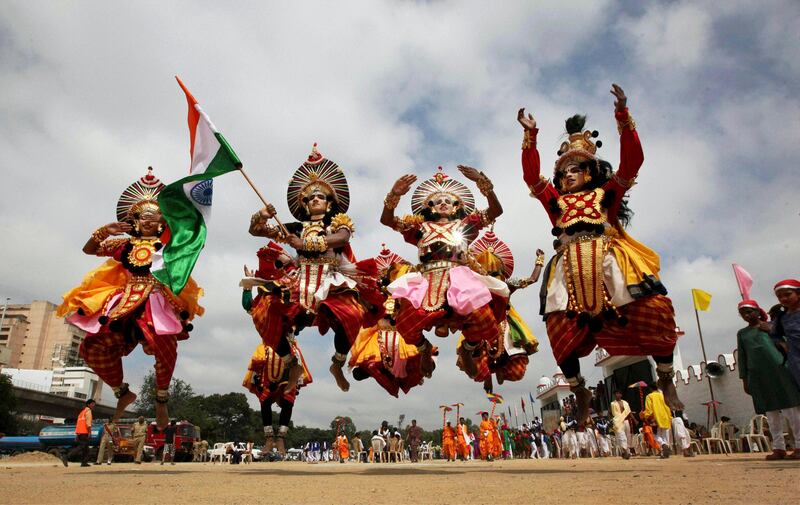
[737, 299, 767, 321]
[774, 279, 800, 292]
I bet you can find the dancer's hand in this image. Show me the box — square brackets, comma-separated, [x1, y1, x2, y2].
[104, 222, 132, 236]
[517, 108, 536, 130]
[611, 84, 627, 111]
[457, 165, 481, 182]
[391, 174, 417, 196]
[244, 265, 255, 277]
[287, 235, 303, 250]
[258, 204, 277, 220]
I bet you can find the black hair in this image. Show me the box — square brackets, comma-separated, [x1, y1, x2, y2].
[553, 114, 634, 228]
[85, 399, 96, 406]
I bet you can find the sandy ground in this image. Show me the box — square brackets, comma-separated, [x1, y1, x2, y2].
[1, 454, 798, 505]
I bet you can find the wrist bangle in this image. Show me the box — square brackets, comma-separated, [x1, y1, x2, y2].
[476, 172, 494, 196]
[384, 192, 401, 210]
[616, 114, 636, 135]
[92, 227, 110, 243]
[522, 130, 535, 149]
[535, 257, 545, 266]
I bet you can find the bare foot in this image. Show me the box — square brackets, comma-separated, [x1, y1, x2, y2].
[483, 377, 493, 393]
[155, 402, 170, 430]
[657, 377, 685, 410]
[571, 385, 592, 425]
[458, 346, 478, 379]
[285, 363, 303, 396]
[329, 362, 350, 392]
[112, 390, 137, 423]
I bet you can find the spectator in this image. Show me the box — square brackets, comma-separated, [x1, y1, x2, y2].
[641, 383, 672, 458]
[96, 421, 116, 465]
[72, 399, 95, 467]
[161, 420, 177, 465]
[370, 430, 386, 462]
[406, 419, 423, 462]
[132, 416, 147, 464]
[738, 297, 800, 460]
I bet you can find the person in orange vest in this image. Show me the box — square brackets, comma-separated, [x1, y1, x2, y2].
[74, 399, 95, 467]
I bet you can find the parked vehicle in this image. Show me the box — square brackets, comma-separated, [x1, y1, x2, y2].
[146, 421, 199, 462]
[0, 422, 103, 461]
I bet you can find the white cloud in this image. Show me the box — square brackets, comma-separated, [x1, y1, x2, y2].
[618, 2, 712, 71]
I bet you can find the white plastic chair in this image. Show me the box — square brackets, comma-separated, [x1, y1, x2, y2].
[704, 424, 730, 455]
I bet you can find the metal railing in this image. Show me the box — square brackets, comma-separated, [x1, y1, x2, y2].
[10, 378, 51, 393]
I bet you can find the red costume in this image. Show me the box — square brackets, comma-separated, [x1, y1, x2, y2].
[518, 97, 680, 416]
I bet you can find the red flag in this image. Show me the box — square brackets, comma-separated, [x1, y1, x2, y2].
[521, 397, 526, 413]
[732, 263, 753, 300]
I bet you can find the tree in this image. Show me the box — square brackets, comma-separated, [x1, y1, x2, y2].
[133, 371, 195, 418]
[200, 393, 255, 443]
[0, 373, 18, 435]
[330, 416, 356, 439]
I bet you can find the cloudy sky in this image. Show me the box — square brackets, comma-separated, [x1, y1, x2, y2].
[1, 0, 798, 430]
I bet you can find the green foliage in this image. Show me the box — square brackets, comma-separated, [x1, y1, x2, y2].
[330, 415, 356, 439]
[133, 371, 195, 418]
[0, 373, 18, 435]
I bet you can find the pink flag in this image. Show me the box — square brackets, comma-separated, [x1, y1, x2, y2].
[732, 263, 753, 300]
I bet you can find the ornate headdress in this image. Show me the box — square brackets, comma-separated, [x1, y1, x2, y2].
[411, 167, 475, 216]
[116, 167, 165, 221]
[287, 143, 350, 220]
[470, 230, 514, 279]
[554, 115, 602, 175]
[375, 244, 409, 276]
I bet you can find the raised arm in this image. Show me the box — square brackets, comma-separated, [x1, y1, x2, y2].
[381, 174, 417, 229]
[82, 222, 131, 255]
[458, 165, 502, 222]
[517, 108, 560, 224]
[249, 204, 286, 240]
[611, 84, 644, 183]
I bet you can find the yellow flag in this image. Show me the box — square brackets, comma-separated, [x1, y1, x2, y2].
[692, 288, 712, 311]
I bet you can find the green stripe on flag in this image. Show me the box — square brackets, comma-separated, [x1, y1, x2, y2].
[153, 136, 240, 294]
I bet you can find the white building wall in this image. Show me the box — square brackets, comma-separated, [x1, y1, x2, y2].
[675, 351, 755, 429]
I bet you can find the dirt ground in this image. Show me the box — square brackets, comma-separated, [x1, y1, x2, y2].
[1, 454, 797, 505]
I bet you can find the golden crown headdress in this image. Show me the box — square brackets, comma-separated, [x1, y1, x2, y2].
[116, 167, 164, 221]
[554, 115, 603, 174]
[410, 166, 475, 216]
[286, 143, 350, 220]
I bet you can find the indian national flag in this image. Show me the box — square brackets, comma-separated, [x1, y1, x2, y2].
[152, 76, 241, 294]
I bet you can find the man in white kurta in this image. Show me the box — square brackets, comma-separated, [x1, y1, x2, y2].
[610, 390, 632, 459]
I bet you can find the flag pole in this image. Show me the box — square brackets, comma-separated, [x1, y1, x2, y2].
[236, 164, 289, 236]
[694, 302, 718, 426]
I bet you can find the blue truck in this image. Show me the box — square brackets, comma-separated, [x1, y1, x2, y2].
[0, 422, 103, 461]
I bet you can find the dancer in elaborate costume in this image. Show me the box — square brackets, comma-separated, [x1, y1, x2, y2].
[241, 242, 312, 455]
[517, 84, 680, 424]
[249, 145, 366, 392]
[58, 168, 203, 427]
[348, 246, 433, 397]
[456, 231, 542, 392]
[381, 166, 505, 377]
